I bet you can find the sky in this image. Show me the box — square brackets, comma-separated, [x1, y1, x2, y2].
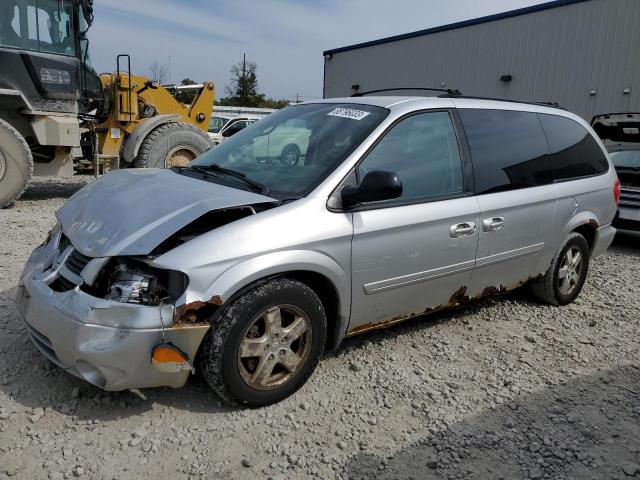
[88, 0, 548, 102]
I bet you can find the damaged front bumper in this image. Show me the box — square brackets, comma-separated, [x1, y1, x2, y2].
[15, 243, 209, 391]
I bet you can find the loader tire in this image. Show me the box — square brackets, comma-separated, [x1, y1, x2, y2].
[0, 119, 33, 208]
[133, 122, 213, 169]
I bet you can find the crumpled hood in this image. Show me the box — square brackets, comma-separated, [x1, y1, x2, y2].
[57, 169, 275, 257]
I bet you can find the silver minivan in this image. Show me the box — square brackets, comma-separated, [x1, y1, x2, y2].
[17, 96, 619, 406]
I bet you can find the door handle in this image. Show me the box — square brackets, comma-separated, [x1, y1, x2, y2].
[450, 221, 477, 238]
[482, 217, 505, 232]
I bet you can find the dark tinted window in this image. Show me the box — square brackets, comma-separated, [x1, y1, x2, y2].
[459, 109, 552, 194]
[358, 111, 464, 202]
[538, 114, 609, 181]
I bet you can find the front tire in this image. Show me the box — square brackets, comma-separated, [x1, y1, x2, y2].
[200, 278, 327, 407]
[530, 233, 590, 306]
[0, 119, 33, 208]
[134, 122, 213, 169]
[280, 144, 300, 167]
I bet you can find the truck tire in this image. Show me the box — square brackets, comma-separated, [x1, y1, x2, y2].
[199, 278, 327, 407]
[134, 122, 213, 169]
[0, 119, 33, 208]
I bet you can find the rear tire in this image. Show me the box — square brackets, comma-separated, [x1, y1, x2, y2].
[0, 119, 33, 208]
[530, 233, 590, 306]
[199, 278, 327, 407]
[134, 122, 213, 169]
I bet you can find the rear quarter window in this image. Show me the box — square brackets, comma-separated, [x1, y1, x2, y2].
[538, 114, 609, 181]
[458, 109, 552, 194]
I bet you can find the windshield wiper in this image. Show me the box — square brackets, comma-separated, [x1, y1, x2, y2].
[187, 164, 270, 194]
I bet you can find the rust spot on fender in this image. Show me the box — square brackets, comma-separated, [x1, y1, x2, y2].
[587, 219, 599, 229]
[174, 295, 223, 324]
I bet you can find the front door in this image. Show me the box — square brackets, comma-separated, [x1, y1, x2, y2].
[348, 110, 480, 333]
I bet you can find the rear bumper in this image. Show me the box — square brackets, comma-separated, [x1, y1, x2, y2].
[591, 223, 616, 258]
[613, 207, 640, 232]
[15, 253, 208, 391]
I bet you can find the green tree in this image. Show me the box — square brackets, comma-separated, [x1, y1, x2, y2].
[175, 78, 198, 104]
[260, 98, 290, 109]
[224, 55, 265, 107]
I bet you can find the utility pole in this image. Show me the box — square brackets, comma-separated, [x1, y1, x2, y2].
[168, 55, 171, 85]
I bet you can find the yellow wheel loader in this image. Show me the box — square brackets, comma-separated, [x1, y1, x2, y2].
[0, 0, 215, 208]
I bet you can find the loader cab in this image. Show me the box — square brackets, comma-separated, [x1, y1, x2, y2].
[0, 0, 102, 112]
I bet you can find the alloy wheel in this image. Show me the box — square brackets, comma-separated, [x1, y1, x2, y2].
[558, 246, 583, 295]
[237, 305, 312, 390]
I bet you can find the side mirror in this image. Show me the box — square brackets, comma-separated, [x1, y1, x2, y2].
[341, 170, 402, 208]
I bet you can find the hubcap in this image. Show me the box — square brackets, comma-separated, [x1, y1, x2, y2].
[237, 305, 312, 390]
[166, 145, 198, 167]
[558, 246, 583, 295]
[0, 151, 6, 181]
[284, 151, 297, 166]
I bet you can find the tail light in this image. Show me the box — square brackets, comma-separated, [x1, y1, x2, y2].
[614, 178, 620, 206]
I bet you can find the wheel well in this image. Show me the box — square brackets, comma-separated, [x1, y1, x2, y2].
[573, 222, 596, 252]
[285, 271, 341, 351]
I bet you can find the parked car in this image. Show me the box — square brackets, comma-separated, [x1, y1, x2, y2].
[208, 116, 258, 145]
[252, 119, 311, 166]
[592, 113, 640, 233]
[17, 96, 618, 407]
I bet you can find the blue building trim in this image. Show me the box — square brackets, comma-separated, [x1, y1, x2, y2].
[323, 0, 590, 56]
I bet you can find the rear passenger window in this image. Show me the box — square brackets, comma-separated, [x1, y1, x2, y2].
[538, 114, 609, 181]
[459, 109, 552, 194]
[358, 111, 464, 202]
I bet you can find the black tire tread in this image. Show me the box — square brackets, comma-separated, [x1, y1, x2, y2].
[530, 232, 589, 306]
[134, 121, 212, 168]
[199, 278, 326, 407]
[0, 118, 33, 208]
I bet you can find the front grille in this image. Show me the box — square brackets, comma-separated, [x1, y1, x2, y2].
[65, 249, 91, 275]
[58, 233, 71, 253]
[619, 188, 640, 210]
[50, 275, 77, 292]
[49, 236, 93, 292]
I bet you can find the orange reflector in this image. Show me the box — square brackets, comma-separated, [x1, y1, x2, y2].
[153, 345, 187, 363]
[151, 343, 194, 373]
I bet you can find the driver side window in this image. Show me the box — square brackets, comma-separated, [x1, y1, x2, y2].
[358, 111, 464, 202]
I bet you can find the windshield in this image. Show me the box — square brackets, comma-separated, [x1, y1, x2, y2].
[208, 116, 230, 133]
[0, 0, 75, 55]
[610, 150, 640, 169]
[191, 103, 388, 197]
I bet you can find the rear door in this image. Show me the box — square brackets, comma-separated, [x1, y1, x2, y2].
[457, 108, 558, 297]
[348, 110, 479, 333]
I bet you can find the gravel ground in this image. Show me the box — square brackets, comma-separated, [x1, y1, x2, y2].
[0, 176, 639, 480]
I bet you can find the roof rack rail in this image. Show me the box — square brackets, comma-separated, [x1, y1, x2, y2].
[438, 93, 565, 110]
[351, 87, 462, 97]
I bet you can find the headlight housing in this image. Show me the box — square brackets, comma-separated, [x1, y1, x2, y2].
[107, 264, 158, 304]
[85, 257, 188, 305]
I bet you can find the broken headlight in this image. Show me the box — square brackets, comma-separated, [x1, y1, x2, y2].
[95, 258, 188, 305]
[107, 264, 158, 304]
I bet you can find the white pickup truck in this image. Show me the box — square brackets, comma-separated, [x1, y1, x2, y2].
[252, 120, 311, 166]
[207, 116, 258, 145]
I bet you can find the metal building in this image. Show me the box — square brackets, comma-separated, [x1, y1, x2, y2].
[322, 0, 640, 121]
